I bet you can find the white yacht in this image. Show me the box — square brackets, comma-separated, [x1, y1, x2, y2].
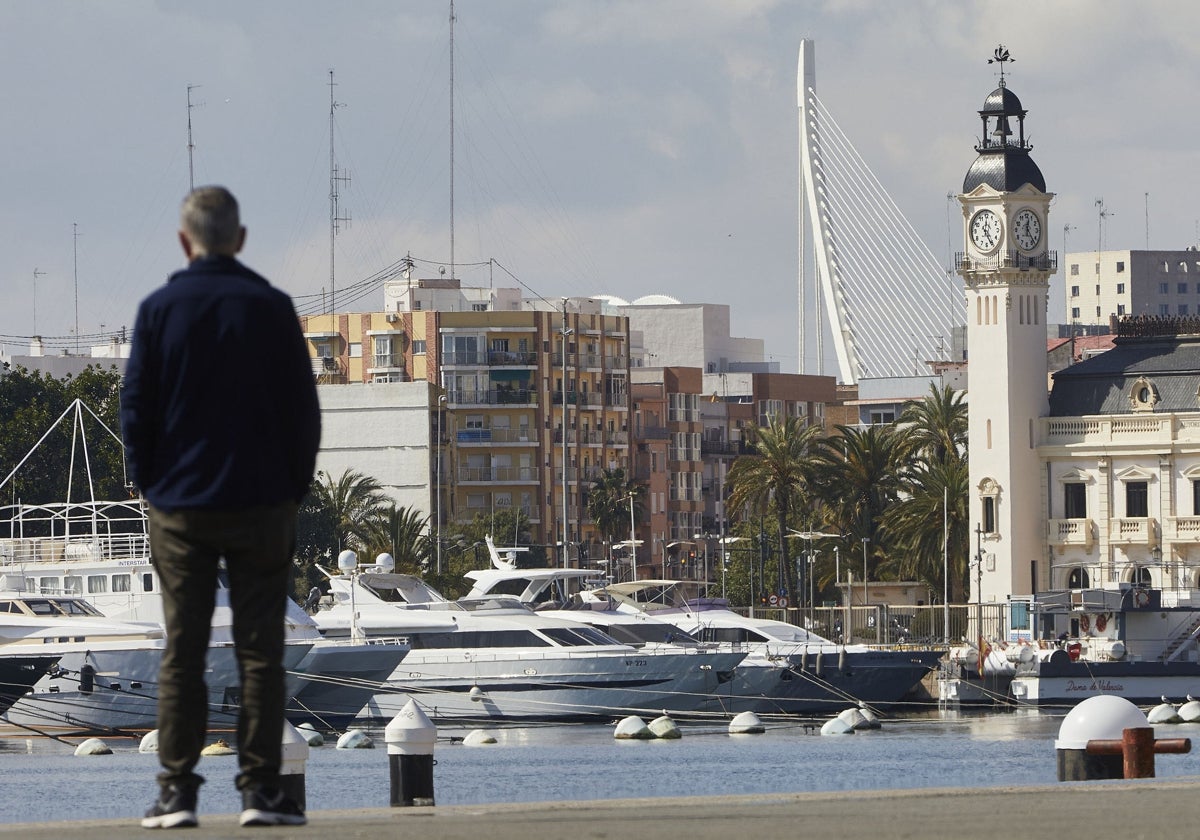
[0, 498, 405, 731]
[0, 584, 275, 735]
[312, 559, 745, 723]
[592, 580, 943, 714]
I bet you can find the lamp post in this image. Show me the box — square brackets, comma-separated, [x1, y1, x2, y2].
[559, 300, 574, 569]
[808, 549, 820, 614]
[861, 536, 870, 609]
[627, 490, 637, 582]
[435, 393, 447, 576]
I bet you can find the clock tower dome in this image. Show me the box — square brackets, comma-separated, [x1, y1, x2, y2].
[958, 46, 1056, 605]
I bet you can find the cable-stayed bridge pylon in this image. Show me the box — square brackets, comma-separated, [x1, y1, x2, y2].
[798, 40, 962, 385]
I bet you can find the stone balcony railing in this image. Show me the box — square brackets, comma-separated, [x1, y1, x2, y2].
[1166, 516, 1200, 544]
[1047, 518, 1094, 551]
[1109, 517, 1157, 546]
[1041, 415, 1200, 446]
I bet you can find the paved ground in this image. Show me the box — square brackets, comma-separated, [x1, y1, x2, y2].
[3, 780, 1199, 840]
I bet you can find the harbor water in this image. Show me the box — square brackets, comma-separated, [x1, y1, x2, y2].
[3, 711, 1200, 824]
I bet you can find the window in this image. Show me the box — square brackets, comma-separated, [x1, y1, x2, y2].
[1194, 479, 1200, 516]
[1180, 283, 1190, 294]
[1070, 264, 1079, 276]
[1162, 261, 1170, 272]
[1095, 285, 1101, 296]
[472, 303, 488, 312]
[87, 575, 108, 594]
[1096, 307, 1101, 318]
[1071, 307, 1080, 319]
[1116, 261, 1125, 273]
[1067, 567, 1090, 588]
[1160, 282, 1170, 294]
[1161, 304, 1171, 315]
[1116, 283, 1125, 294]
[1182, 262, 1191, 274]
[1094, 263, 1100, 275]
[1117, 304, 1126, 315]
[1070, 286, 1079, 297]
[1182, 305, 1191, 316]
[411, 340, 427, 354]
[1064, 483, 1087, 519]
[869, 410, 895, 425]
[982, 497, 996, 533]
[1126, 481, 1148, 518]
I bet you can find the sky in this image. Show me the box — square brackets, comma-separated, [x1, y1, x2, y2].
[4, 1, 1200, 374]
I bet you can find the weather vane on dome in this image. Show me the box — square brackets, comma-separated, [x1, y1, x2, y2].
[988, 45, 1013, 85]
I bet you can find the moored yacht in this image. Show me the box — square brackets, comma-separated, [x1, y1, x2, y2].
[312, 556, 745, 723]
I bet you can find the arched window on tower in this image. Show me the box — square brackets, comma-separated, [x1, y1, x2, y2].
[1067, 567, 1090, 589]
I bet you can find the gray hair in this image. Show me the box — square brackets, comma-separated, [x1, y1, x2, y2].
[180, 186, 241, 255]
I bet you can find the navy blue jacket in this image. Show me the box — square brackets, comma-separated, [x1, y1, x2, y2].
[120, 255, 321, 511]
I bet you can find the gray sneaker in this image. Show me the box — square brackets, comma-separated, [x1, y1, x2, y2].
[239, 786, 306, 827]
[141, 784, 198, 829]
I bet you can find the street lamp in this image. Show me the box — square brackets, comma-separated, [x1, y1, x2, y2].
[559, 300, 574, 569]
[861, 536, 870, 609]
[626, 490, 637, 582]
[808, 549, 820, 613]
[435, 393, 447, 576]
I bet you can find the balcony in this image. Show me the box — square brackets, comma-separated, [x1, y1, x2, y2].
[487, 350, 538, 366]
[441, 350, 489, 366]
[1048, 518, 1094, 552]
[701, 439, 752, 457]
[1109, 517, 1157, 546]
[1165, 516, 1200, 544]
[448, 388, 538, 407]
[456, 428, 536, 445]
[956, 250, 1057, 273]
[457, 466, 540, 484]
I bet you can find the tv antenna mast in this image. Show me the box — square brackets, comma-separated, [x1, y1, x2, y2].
[328, 69, 351, 315]
[72, 223, 81, 353]
[32, 267, 45, 336]
[186, 83, 203, 191]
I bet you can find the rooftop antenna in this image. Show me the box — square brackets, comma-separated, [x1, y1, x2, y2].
[987, 44, 1013, 86]
[186, 83, 203, 191]
[72, 223, 80, 353]
[1096, 198, 1112, 253]
[328, 69, 351, 316]
[1144, 192, 1150, 250]
[32, 268, 45, 336]
[449, 0, 456, 281]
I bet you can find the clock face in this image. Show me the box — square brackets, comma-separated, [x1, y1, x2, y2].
[1013, 208, 1042, 250]
[970, 210, 1002, 252]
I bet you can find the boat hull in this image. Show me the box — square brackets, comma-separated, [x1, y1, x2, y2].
[358, 648, 746, 724]
[287, 640, 409, 729]
[1011, 660, 1200, 707]
[0, 655, 58, 717]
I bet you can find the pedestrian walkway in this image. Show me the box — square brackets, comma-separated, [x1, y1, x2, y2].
[3, 781, 1199, 839]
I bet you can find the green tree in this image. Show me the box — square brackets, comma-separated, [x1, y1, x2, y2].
[726, 414, 823, 605]
[425, 507, 536, 598]
[585, 467, 643, 564]
[808, 424, 904, 586]
[879, 457, 971, 602]
[307, 469, 392, 554]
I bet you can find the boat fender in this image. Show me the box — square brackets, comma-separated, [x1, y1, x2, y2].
[1134, 589, 1151, 608]
[1095, 613, 1108, 633]
[800, 649, 808, 671]
[1080, 614, 1090, 634]
[838, 649, 846, 672]
[80, 664, 94, 695]
[814, 653, 823, 677]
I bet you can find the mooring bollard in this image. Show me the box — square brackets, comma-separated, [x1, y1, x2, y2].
[1055, 695, 1147, 781]
[385, 699, 437, 807]
[1055, 695, 1191, 781]
[1086, 726, 1191, 779]
[280, 721, 310, 809]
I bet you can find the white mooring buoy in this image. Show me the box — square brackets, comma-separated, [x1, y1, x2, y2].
[648, 715, 682, 739]
[74, 738, 112, 756]
[462, 729, 498, 746]
[138, 730, 159, 754]
[614, 715, 653, 739]
[820, 716, 855, 736]
[728, 711, 765, 735]
[296, 722, 325, 746]
[336, 728, 375, 749]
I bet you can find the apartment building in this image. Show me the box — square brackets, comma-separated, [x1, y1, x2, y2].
[1065, 248, 1200, 325]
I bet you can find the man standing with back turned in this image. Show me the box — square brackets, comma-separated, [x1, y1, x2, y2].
[122, 186, 321, 829]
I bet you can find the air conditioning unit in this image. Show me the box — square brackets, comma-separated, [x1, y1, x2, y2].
[385, 313, 399, 323]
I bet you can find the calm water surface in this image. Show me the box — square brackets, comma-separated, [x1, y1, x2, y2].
[3, 711, 1199, 824]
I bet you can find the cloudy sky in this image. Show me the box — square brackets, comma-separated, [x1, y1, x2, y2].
[3, 1, 1198, 373]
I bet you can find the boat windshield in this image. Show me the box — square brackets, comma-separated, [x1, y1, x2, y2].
[539, 626, 624, 647]
[600, 623, 700, 646]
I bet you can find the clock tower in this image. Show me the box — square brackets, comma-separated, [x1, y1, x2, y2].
[957, 47, 1056, 605]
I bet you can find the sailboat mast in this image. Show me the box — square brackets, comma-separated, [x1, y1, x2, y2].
[449, 0, 456, 281]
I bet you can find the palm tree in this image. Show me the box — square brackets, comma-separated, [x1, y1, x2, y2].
[808, 424, 904, 585]
[310, 468, 392, 554]
[879, 457, 970, 602]
[897, 383, 967, 465]
[366, 504, 430, 574]
[726, 414, 823, 605]
[586, 468, 642, 568]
